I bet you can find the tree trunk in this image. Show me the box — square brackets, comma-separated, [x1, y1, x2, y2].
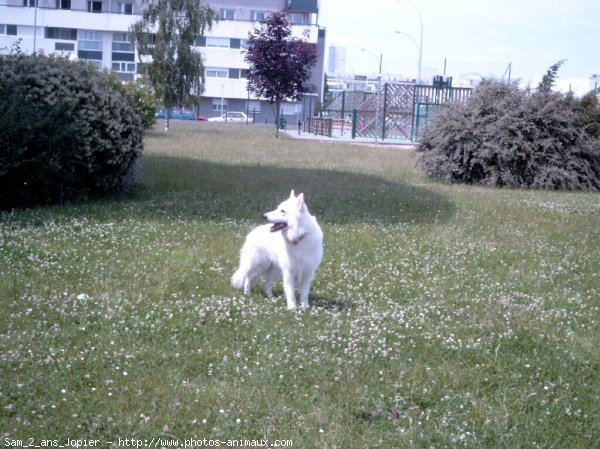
[165, 105, 171, 132]
[275, 99, 280, 138]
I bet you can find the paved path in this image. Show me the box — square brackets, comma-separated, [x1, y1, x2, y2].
[282, 129, 418, 149]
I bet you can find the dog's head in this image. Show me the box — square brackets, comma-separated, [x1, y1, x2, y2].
[263, 190, 306, 233]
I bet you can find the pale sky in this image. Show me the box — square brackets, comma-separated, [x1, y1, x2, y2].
[318, 0, 600, 85]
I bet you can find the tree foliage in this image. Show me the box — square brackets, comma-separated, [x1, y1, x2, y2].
[0, 53, 144, 210]
[245, 10, 317, 137]
[417, 80, 600, 190]
[576, 90, 600, 139]
[537, 59, 566, 93]
[130, 0, 216, 128]
[102, 70, 158, 131]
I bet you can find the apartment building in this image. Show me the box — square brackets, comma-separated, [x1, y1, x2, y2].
[0, 0, 326, 123]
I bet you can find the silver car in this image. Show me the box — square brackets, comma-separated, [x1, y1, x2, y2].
[207, 111, 251, 123]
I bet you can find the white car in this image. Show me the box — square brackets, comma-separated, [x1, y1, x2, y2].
[207, 111, 251, 123]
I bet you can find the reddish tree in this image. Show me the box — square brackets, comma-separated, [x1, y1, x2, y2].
[245, 10, 317, 137]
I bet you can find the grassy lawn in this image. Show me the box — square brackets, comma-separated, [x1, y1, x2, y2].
[1, 121, 599, 448]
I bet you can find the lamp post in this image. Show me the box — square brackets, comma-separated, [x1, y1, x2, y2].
[397, 0, 423, 84]
[220, 82, 225, 118]
[395, 31, 420, 84]
[33, 0, 38, 55]
[361, 49, 382, 146]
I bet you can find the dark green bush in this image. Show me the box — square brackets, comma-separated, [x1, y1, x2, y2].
[417, 80, 600, 190]
[0, 54, 144, 210]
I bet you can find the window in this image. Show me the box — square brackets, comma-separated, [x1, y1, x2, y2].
[195, 36, 206, 47]
[112, 62, 136, 72]
[111, 33, 136, 67]
[56, 0, 71, 10]
[206, 37, 229, 48]
[206, 67, 228, 78]
[288, 12, 305, 25]
[79, 30, 103, 50]
[88, 1, 102, 13]
[229, 39, 240, 49]
[251, 11, 267, 22]
[118, 2, 133, 14]
[45, 27, 77, 40]
[112, 32, 134, 52]
[228, 68, 240, 79]
[7, 25, 17, 36]
[23, 0, 37, 7]
[219, 8, 235, 20]
[0, 25, 5, 35]
[55, 42, 75, 51]
[212, 99, 228, 112]
[78, 30, 103, 61]
[240, 69, 249, 79]
[112, 52, 134, 61]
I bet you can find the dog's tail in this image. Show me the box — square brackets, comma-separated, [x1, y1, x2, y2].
[230, 267, 246, 290]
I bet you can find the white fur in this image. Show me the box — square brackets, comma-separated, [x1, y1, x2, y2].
[231, 190, 323, 309]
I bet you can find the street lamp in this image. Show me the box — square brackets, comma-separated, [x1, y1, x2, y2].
[361, 49, 383, 145]
[397, 0, 423, 84]
[395, 31, 420, 84]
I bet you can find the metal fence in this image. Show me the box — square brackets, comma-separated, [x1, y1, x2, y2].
[320, 82, 473, 141]
[303, 117, 351, 137]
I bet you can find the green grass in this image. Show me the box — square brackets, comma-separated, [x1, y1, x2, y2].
[1, 121, 599, 448]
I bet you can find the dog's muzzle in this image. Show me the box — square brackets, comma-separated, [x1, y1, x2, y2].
[264, 214, 288, 232]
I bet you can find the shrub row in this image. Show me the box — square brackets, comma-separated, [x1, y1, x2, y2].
[417, 81, 600, 190]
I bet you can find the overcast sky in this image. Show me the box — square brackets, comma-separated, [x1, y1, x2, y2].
[318, 0, 600, 85]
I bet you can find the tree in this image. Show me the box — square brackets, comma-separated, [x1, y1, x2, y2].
[537, 59, 566, 93]
[245, 10, 317, 138]
[130, 0, 217, 131]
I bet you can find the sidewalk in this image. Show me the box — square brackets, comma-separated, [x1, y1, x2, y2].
[282, 128, 418, 149]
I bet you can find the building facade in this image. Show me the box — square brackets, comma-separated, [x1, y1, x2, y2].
[0, 0, 326, 124]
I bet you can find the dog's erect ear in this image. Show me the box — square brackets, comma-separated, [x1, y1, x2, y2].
[296, 193, 305, 211]
[289, 189, 296, 199]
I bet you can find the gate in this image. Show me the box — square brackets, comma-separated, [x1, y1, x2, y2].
[381, 83, 415, 140]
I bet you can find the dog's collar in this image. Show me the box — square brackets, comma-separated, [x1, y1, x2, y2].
[288, 233, 306, 246]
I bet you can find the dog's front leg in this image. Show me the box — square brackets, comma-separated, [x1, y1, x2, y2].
[298, 273, 314, 309]
[282, 270, 297, 310]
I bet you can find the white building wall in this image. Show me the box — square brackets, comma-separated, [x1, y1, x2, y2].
[0, 0, 325, 122]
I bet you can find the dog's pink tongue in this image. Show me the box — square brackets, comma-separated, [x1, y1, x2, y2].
[270, 223, 287, 232]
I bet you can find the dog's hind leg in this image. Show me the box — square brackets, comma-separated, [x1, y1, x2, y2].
[263, 265, 281, 299]
[243, 271, 262, 295]
[243, 277, 253, 295]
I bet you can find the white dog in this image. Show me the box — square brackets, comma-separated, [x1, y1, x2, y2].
[231, 190, 323, 309]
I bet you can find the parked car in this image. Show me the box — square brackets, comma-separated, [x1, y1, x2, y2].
[155, 108, 199, 121]
[207, 111, 251, 123]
